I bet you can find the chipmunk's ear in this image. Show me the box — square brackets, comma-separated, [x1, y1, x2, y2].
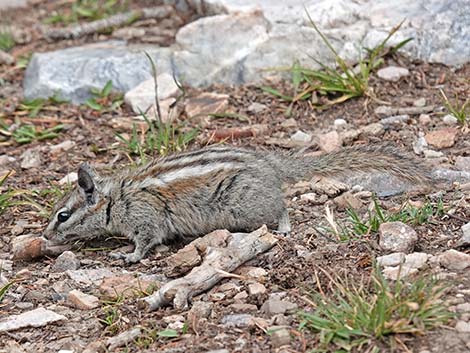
[78, 163, 97, 198]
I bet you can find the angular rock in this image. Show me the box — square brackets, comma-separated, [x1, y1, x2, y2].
[20, 148, 42, 169]
[12, 235, 46, 261]
[379, 222, 418, 253]
[360, 123, 384, 137]
[270, 327, 291, 348]
[24, 42, 172, 103]
[425, 128, 458, 149]
[99, 274, 156, 300]
[377, 252, 406, 267]
[68, 289, 100, 310]
[188, 301, 213, 319]
[107, 327, 142, 350]
[261, 299, 297, 315]
[312, 177, 349, 197]
[247, 102, 267, 113]
[413, 97, 426, 107]
[290, 130, 312, 144]
[377, 66, 409, 82]
[124, 73, 180, 114]
[185, 92, 229, 118]
[49, 140, 76, 156]
[333, 191, 362, 210]
[0, 307, 66, 332]
[404, 252, 430, 269]
[221, 314, 255, 328]
[248, 282, 267, 295]
[438, 250, 470, 271]
[67, 268, 114, 286]
[317, 130, 341, 152]
[382, 265, 418, 280]
[380, 114, 410, 128]
[236, 266, 268, 281]
[52, 251, 80, 272]
[456, 222, 470, 247]
[230, 303, 258, 312]
[0, 155, 16, 167]
[455, 320, 470, 333]
[58, 172, 78, 185]
[442, 114, 458, 125]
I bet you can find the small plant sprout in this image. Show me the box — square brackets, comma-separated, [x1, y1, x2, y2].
[85, 80, 124, 112]
[0, 27, 15, 51]
[440, 89, 469, 125]
[299, 268, 452, 352]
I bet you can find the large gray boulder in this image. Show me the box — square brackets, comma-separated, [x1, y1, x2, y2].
[24, 41, 173, 103]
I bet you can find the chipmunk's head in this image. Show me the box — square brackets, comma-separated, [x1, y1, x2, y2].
[44, 163, 108, 245]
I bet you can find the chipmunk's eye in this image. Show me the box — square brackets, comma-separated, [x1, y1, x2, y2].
[57, 211, 71, 223]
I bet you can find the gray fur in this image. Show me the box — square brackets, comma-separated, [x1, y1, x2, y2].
[44, 144, 430, 263]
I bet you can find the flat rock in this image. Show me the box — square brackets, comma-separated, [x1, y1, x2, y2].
[269, 327, 291, 348]
[68, 289, 100, 310]
[67, 268, 114, 286]
[425, 128, 458, 149]
[377, 66, 409, 82]
[261, 298, 297, 315]
[382, 265, 418, 280]
[455, 320, 470, 333]
[99, 274, 157, 300]
[360, 122, 385, 137]
[248, 282, 267, 295]
[456, 222, 470, 247]
[0, 307, 66, 332]
[438, 250, 470, 271]
[58, 172, 78, 185]
[124, 73, 180, 114]
[0, 155, 16, 167]
[442, 114, 458, 125]
[49, 140, 76, 155]
[221, 314, 255, 328]
[379, 222, 418, 253]
[24, 41, 172, 103]
[20, 147, 42, 169]
[290, 130, 312, 144]
[185, 92, 229, 118]
[404, 252, 430, 269]
[317, 130, 341, 152]
[377, 252, 406, 267]
[51, 251, 80, 272]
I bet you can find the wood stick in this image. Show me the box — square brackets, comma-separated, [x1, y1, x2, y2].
[138, 226, 277, 311]
[45, 6, 174, 40]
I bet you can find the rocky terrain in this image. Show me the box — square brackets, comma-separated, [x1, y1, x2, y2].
[1, 1, 470, 352]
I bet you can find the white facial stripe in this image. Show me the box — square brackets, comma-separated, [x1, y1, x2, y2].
[139, 162, 236, 188]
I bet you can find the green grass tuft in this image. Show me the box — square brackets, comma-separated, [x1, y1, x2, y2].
[0, 28, 15, 51]
[299, 268, 452, 352]
[440, 89, 469, 125]
[262, 17, 411, 107]
[45, 0, 128, 25]
[325, 197, 444, 241]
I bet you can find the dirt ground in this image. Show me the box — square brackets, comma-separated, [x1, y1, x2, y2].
[1, 1, 470, 353]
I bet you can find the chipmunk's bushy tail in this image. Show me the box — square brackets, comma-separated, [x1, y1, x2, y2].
[268, 144, 433, 184]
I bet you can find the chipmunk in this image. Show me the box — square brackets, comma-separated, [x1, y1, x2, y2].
[44, 144, 431, 263]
